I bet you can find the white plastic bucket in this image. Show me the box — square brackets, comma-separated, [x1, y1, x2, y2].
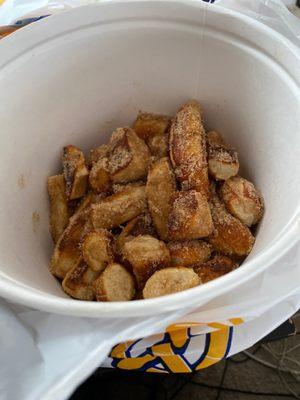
[0, 0, 299, 318]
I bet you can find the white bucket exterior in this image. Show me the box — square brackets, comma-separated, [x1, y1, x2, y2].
[0, 0, 299, 318]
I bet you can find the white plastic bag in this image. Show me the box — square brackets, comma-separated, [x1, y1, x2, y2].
[1, 0, 299, 44]
[1, 243, 300, 400]
[218, 0, 300, 45]
[0, 0, 95, 26]
[0, 1, 299, 400]
[0, 242, 300, 400]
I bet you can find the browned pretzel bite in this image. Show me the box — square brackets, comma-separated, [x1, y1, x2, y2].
[209, 186, 255, 256]
[108, 127, 151, 183]
[146, 157, 176, 241]
[89, 144, 110, 165]
[62, 145, 89, 200]
[62, 259, 100, 300]
[168, 190, 213, 240]
[207, 130, 239, 181]
[117, 213, 156, 252]
[133, 112, 170, 159]
[134, 111, 170, 140]
[112, 180, 145, 194]
[89, 144, 111, 194]
[91, 185, 147, 230]
[75, 191, 107, 214]
[194, 255, 237, 283]
[93, 263, 135, 302]
[81, 230, 116, 272]
[47, 174, 71, 243]
[168, 240, 212, 267]
[169, 100, 209, 196]
[122, 235, 170, 289]
[143, 267, 200, 299]
[220, 176, 264, 227]
[49, 209, 92, 279]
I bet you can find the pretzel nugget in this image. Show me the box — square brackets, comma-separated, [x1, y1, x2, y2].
[146, 157, 176, 240]
[94, 263, 135, 302]
[168, 240, 212, 267]
[89, 144, 110, 165]
[62, 259, 100, 300]
[62, 145, 89, 200]
[168, 190, 213, 240]
[194, 255, 237, 283]
[49, 209, 92, 279]
[82, 230, 115, 272]
[47, 174, 71, 243]
[112, 180, 145, 194]
[75, 191, 107, 214]
[143, 267, 200, 299]
[117, 213, 156, 251]
[108, 127, 151, 183]
[123, 235, 170, 289]
[147, 133, 168, 159]
[89, 144, 111, 193]
[169, 100, 209, 195]
[133, 111, 170, 140]
[91, 185, 147, 230]
[220, 176, 264, 227]
[209, 189, 255, 256]
[133, 112, 170, 158]
[207, 130, 239, 181]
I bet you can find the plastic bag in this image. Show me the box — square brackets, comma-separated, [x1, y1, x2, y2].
[2, 243, 300, 400]
[218, 0, 300, 45]
[1, 0, 300, 45]
[1, 243, 300, 399]
[0, 0, 94, 26]
[0, 1, 299, 399]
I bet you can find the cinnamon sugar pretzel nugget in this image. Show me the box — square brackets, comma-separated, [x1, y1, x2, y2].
[220, 176, 264, 227]
[89, 144, 110, 165]
[108, 127, 151, 183]
[168, 190, 213, 240]
[47, 174, 71, 243]
[194, 255, 237, 283]
[62, 145, 89, 200]
[133, 112, 170, 158]
[122, 235, 170, 289]
[143, 267, 200, 299]
[169, 100, 209, 196]
[94, 263, 135, 302]
[91, 185, 148, 230]
[50, 208, 92, 279]
[207, 130, 239, 181]
[168, 240, 212, 267]
[209, 185, 255, 256]
[62, 259, 100, 300]
[146, 157, 176, 241]
[75, 191, 107, 214]
[81, 230, 116, 272]
[89, 144, 111, 193]
[112, 180, 145, 194]
[117, 213, 156, 251]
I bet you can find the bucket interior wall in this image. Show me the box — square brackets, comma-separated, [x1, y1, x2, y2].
[0, 4, 299, 298]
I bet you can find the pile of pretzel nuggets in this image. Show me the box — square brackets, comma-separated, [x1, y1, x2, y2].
[47, 100, 264, 301]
